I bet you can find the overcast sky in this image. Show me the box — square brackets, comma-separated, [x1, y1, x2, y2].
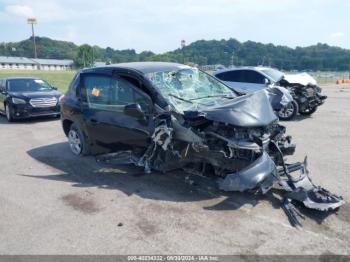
[0, 0, 349, 53]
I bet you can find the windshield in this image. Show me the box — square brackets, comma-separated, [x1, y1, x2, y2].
[261, 68, 284, 82]
[146, 67, 237, 112]
[7, 79, 53, 92]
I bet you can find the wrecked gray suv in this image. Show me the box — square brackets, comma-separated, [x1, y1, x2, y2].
[61, 62, 344, 225]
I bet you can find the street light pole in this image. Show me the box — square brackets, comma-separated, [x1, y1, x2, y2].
[27, 17, 38, 58]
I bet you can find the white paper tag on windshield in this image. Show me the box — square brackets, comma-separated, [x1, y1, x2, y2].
[34, 79, 45, 84]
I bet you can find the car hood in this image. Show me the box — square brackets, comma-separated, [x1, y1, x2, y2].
[184, 90, 278, 128]
[282, 73, 317, 86]
[8, 90, 61, 99]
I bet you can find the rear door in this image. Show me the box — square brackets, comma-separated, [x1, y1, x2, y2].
[80, 73, 154, 152]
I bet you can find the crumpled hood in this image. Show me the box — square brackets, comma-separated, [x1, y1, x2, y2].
[185, 90, 278, 128]
[8, 90, 61, 100]
[283, 73, 317, 86]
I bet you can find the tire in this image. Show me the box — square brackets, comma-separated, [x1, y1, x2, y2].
[5, 104, 14, 122]
[277, 100, 299, 121]
[299, 106, 318, 116]
[68, 123, 90, 156]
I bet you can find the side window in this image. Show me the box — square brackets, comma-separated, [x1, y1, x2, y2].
[0, 80, 6, 92]
[216, 71, 243, 82]
[83, 74, 150, 113]
[67, 73, 80, 96]
[243, 71, 266, 84]
[215, 72, 230, 81]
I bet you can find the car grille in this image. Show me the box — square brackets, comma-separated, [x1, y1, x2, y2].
[29, 97, 58, 108]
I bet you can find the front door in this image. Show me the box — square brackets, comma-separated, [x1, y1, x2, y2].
[80, 73, 154, 152]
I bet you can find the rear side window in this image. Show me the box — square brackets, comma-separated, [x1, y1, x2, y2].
[243, 70, 265, 84]
[216, 71, 244, 82]
[82, 74, 150, 113]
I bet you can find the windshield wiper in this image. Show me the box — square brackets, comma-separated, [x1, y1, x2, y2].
[189, 94, 234, 101]
[168, 93, 193, 104]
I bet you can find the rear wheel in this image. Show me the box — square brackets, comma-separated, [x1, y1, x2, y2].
[68, 124, 90, 156]
[277, 100, 298, 121]
[5, 104, 14, 122]
[299, 106, 318, 115]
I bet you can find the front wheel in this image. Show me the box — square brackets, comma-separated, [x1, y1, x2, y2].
[277, 100, 299, 121]
[68, 124, 90, 156]
[299, 106, 318, 115]
[5, 104, 14, 122]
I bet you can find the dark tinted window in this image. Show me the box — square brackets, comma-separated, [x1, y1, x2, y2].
[215, 70, 244, 82]
[241, 70, 266, 84]
[68, 73, 80, 97]
[83, 74, 150, 113]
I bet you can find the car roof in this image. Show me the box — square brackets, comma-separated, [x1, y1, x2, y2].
[86, 62, 192, 74]
[214, 66, 271, 75]
[3, 77, 41, 81]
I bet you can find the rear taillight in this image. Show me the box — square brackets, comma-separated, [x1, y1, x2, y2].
[59, 95, 65, 104]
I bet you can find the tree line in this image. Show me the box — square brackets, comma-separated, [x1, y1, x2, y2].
[1, 36, 350, 71]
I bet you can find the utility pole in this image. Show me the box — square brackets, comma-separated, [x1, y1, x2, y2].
[27, 17, 38, 58]
[181, 40, 186, 64]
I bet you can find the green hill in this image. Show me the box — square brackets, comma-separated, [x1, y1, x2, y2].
[1, 37, 350, 71]
[0, 37, 78, 59]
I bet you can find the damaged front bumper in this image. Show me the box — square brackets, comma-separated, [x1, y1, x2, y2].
[299, 93, 327, 110]
[219, 151, 344, 226]
[219, 152, 277, 193]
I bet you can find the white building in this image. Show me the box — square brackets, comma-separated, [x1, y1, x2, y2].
[0, 56, 74, 71]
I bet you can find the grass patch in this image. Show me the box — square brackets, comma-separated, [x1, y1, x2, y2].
[0, 70, 76, 93]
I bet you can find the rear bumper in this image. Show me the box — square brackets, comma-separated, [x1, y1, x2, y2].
[11, 104, 60, 119]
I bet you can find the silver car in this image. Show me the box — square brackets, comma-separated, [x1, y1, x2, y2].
[214, 67, 298, 120]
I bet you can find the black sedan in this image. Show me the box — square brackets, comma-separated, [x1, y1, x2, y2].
[0, 77, 62, 122]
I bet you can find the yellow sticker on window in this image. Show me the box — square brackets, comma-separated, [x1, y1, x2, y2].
[91, 87, 100, 97]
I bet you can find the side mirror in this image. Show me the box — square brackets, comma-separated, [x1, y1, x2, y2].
[264, 78, 270, 85]
[52, 86, 58, 90]
[124, 103, 145, 119]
